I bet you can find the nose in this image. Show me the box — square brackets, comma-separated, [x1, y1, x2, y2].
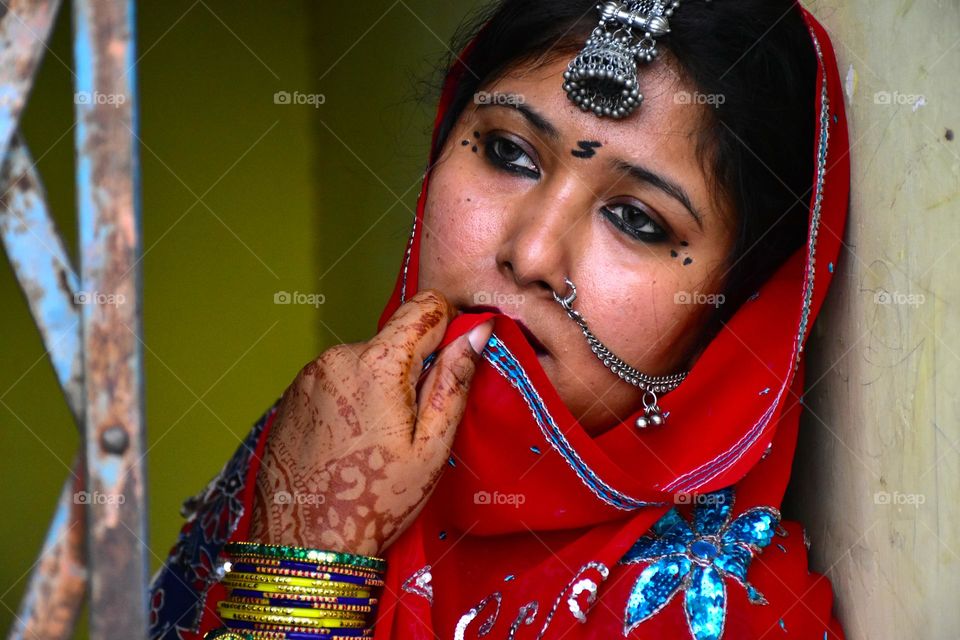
[496, 173, 593, 295]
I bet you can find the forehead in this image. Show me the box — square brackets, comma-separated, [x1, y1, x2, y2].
[476, 53, 708, 165]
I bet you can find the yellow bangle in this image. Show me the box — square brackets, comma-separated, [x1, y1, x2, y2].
[202, 629, 247, 640]
[222, 577, 371, 598]
[217, 608, 367, 628]
[213, 629, 374, 639]
[224, 571, 383, 590]
[217, 601, 368, 621]
[228, 595, 374, 614]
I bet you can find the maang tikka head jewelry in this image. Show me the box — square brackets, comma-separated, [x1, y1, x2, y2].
[552, 277, 688, 428]
[563, 1, 708, 119]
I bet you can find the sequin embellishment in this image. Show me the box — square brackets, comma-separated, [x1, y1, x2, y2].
[619, 488, 780, 639]
[401, 565, 434, 605]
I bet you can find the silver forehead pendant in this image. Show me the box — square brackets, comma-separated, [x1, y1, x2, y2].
[563, 1, 694, 119]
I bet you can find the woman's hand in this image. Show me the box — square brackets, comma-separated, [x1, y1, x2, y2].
[248, 289, 494, 556]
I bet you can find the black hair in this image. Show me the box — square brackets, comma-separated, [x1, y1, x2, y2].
[427, 0, 817, 358]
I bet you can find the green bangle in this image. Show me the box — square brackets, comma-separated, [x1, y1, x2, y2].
[224, 542, 386, 573]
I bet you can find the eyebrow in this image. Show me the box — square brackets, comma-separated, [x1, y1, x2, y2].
[476, 94, 705, 230]
[475, 94, 561, 142]
[609, 159, 705, 230]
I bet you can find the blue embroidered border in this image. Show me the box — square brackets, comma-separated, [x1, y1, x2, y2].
[483, 334, 660, 511]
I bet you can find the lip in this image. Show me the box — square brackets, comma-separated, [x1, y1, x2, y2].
[459, 305, 550, 355]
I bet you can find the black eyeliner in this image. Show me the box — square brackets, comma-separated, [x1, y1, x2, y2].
[601, 205, 669, 244]
[482, 132, 540, 179]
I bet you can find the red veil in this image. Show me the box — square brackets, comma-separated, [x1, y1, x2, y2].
[367, 4, 850, 639]
[154, 4, 849, 640]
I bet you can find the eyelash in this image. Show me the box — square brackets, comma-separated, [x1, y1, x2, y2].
[481, 132, 670, 244]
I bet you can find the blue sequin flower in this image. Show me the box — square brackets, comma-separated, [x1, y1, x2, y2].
[619, 487, 780, 639]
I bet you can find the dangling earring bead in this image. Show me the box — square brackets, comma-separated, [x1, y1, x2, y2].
[635, 390, 666, 429]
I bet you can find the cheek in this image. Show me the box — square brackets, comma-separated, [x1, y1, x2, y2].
[582, 257, 718, 361]
[419, 154, 505, 287]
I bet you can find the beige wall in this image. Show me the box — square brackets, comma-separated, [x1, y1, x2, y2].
[789, 2, 960, 638]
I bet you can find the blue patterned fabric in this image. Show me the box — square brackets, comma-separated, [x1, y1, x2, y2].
[620, 487, 781, 639]
[148, 399, 280, 639]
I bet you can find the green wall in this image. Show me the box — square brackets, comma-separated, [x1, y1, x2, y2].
[0, 1, 483, 633]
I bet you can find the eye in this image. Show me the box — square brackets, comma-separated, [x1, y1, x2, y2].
[601, 203, 669, 243]
[483, 134, 540, 179]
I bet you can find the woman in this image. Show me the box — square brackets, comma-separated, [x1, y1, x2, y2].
[150, 0, 850, 638]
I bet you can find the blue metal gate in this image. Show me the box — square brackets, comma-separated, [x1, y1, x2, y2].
[1, 1, 148, 637]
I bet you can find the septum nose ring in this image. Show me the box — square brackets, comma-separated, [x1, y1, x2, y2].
[550, 276, 688, 429]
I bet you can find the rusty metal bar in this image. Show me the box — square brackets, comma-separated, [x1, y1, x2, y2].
[0, 2, 89, 638]
[0, 133, 84, 416]
[0, 132, 86, 640]
[1, 0, 148, 636]
[73, 0, 148, 636]
[6, 455, 87, 640]
[0, 0, 62, 162]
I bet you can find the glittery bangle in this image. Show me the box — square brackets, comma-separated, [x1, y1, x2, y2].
[218, 601, 368, 622]
[227, 564, 385, 587]
[226, 597, 374, 616]
[224, 542, 386, 573]
[227, 559, 382, 579]
[231, 633, 370, 640]
[218, 608, 367, 629]
[226, 589, 377, 607]
[227, 555, 384, 578]
[233, 633, 370, 640]
[221, 577, 372, 599]
[223, 571, 384, 591]
[223, 620, 374, 638]
[204, 629, 251, 640]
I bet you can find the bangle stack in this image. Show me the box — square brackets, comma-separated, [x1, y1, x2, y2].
[203, 541, 386, 639]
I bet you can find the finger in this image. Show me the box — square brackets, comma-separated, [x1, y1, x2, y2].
[413, 319, 494, 460]
[367, 288, 456, 388]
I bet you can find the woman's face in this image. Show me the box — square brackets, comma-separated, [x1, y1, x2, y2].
[419, 53, 737, 435]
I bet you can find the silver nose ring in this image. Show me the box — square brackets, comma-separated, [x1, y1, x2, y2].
[552, 277, 577, 310]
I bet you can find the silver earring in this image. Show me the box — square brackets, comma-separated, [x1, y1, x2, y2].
[551, 277, 687, 428]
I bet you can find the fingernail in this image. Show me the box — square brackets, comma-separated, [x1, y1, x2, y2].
[467, 319, 495, 355]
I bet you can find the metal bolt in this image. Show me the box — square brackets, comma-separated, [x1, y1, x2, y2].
[100, 425, 129, 454]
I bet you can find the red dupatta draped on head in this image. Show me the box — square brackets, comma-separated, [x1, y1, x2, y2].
[371, 5, 850, 639]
